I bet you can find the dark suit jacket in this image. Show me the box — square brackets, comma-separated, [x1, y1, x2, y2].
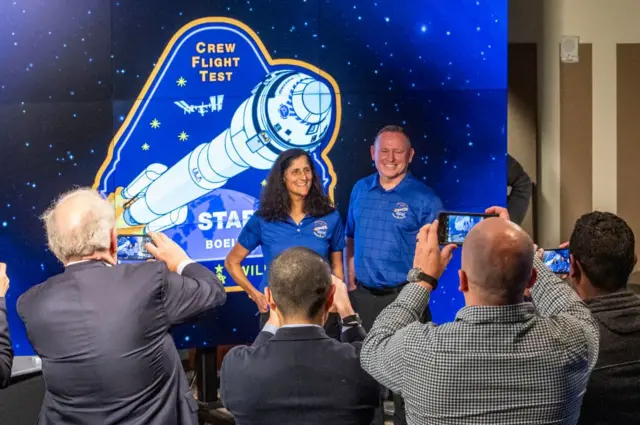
[579, 291, 640, 425]
[17, 260, 226, 425]
[0, 297, 13, 388]
[221, 325, 380, 425]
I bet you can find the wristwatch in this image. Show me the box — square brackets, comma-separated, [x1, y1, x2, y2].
[340, 313, 362, 327]
[407, 267, 438, 290]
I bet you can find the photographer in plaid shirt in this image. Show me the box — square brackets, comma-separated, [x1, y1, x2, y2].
[361, 206, 599, 425]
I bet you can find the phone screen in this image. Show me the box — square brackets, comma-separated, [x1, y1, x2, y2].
[438, 212, 496, 245]
[117, 235, 153, 261]
[542, 249, 570, 274]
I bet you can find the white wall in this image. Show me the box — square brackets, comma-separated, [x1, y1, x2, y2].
[510, 0, 640, 246]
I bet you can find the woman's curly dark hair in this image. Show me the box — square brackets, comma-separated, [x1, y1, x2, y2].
[257, 149, 335, 222]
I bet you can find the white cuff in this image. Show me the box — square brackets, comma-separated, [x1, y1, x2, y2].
[177, 259, 196, 275]
[262, 324, 279, 335]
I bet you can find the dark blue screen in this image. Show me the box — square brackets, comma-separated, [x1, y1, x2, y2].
[0, 0, 507, 354]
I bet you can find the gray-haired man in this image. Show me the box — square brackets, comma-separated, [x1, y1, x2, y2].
[18, 188, 226, 425]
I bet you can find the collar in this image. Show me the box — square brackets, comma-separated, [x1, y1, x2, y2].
[270, 325, 329, 342]
[586, 291, 640, 313]
[368, 172, 413, 192]
[455, 303, 535, 324]
[281, 324, 323, 329]
[284, 215, 312, 226]
[65, 260, 113, 269]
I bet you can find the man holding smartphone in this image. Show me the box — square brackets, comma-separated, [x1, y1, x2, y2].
[345, 125, 442, 425]
[17, 188, 227, 425]
[360, 210, 599, 425]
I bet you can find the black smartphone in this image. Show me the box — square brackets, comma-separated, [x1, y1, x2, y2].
[437, 211, 497, 245]
[542, 248, 570, 274]
[117, 235, 154, 262]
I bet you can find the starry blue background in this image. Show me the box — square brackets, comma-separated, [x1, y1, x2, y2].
[0, 0, 506, 354]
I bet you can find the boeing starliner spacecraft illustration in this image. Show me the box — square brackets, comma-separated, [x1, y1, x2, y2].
[119, 70, 334, 233]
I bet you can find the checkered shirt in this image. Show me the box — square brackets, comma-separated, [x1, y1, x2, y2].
[361, 257, 600, 425]
[346, 172, 442, 288]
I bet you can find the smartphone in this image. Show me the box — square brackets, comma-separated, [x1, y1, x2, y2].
[117, 235, 153, 262]
[437, 211, 497, 245]
[542, 248, 570, 274]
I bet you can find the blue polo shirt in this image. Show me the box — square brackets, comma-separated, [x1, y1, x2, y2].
[237, 210, 345, 291]
[346, 173, 442, 289]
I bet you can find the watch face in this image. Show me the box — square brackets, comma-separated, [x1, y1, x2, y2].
[407, 268, 421, 282]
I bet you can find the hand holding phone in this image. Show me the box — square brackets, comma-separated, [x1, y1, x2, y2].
[117, 235, 154, 262]
[437, 211, 498, 246]
[541, 248, 570, 274]
[144, 232, 191, 273]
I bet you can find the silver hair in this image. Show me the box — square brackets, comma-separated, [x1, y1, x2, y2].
[41, 187, 115, 263]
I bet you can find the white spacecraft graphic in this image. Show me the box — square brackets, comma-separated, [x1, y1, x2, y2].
[175, 95, 225, 116]
[121, 70, 334, 233]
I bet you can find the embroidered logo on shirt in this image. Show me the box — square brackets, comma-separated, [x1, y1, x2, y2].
[392, 202, 409, 219]
[313, 220, 328, 238]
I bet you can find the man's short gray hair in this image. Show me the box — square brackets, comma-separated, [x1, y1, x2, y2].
[41, 188, 115, 263]
[374, 125, 412, 147]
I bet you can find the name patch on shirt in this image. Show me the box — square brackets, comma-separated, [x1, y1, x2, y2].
[392, 202, 409, 220]
[313, 220, 328, 238]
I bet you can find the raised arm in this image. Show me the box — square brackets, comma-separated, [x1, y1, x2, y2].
[253, 306, 280, 346]
[162, 262, 226, 324]
[360, 284, 433, 393]
[531, 256, 588, 318]
[146, 232, 226, 324]
[531, 255, 599, 369]
[331, 276, 367, 344]
[485, 206, 600, 370]
[0, 263, 13, 388]
[361, 221, 456, 394]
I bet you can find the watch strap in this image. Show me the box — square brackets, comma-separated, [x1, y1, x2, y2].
[418, 272, 438, 290]
[340, 314, 362, 327]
